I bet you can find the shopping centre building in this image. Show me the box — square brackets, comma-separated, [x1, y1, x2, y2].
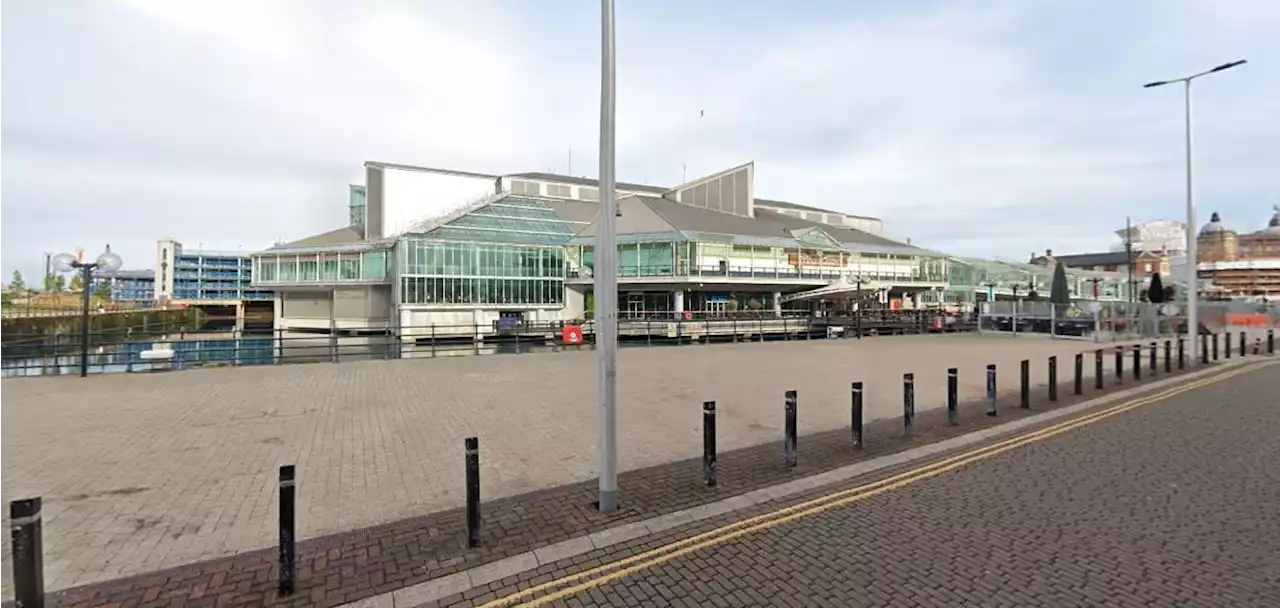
[250, 161, 1132, 339]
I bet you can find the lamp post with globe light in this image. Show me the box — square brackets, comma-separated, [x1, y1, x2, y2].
[50, 247, 123, 377]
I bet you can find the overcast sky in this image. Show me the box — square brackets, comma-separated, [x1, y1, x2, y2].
[3, 0, 1278, 282]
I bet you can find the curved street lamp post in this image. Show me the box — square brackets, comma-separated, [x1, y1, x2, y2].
[51, 247, 123, 377]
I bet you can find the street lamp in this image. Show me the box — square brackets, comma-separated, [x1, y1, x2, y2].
[51, 246, 123, 377]
[595, 0, 619, 513]
[1143, 58, 1246, 362]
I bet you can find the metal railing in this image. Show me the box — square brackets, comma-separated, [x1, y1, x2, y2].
[570, 264, 946, 283]
[1, 311, 979, 377]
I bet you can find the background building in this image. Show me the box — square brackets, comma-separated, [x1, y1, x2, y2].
[1197, 208, 1280, 297]
[155, 238, 272, 328]
[93, 269, 156, 307]
[1112, 219, 1187, 253]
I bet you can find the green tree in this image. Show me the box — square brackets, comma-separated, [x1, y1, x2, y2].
[69, 272, 84, 292]
[1049, 262, 1071, 305]
[93, 278, 113, 300]
[9, 270, 26, 293]
[1148, 273, 1165, 304]
[42, 273, 66, 293]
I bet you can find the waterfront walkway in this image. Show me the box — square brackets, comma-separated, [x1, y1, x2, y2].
[0, 334, 1184, 595]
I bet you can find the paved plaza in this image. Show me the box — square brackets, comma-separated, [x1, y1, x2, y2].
[0, 334, 1164, 592]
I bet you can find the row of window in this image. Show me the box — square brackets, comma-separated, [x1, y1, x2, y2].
[401, 239, 566, 279]
[254, 251, 390, 283]
[401, 277, 565, 306]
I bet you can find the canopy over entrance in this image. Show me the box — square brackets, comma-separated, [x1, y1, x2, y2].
[781, 276, 883, 303]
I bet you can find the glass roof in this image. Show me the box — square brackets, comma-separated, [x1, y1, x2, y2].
[424, 200, 576, 246]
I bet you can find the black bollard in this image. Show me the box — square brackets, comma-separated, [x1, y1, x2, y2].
[1178, 336, 1185, 369]
[702, 402, 717, 487]
[784, 390, 797, 467]
[465, 437, 481, 548]
[903, 373, 916, 435]
[947, 368, 958, 426]
[1203, 334, 1211, 364]
[10, 497, 44, 608]
[1073, 353, 1083, 396]
[1213, 333, 1220, 360]
[1224, 332, 1231, 359]
[986, 364, 997, 416]
[1095, 349, 1104, 390]
[1255, 337, 1261, 356]
[278, 465, 296, 596]
[1048, 356, 1058, 402]
[851, 382, 864, 449]
[1269, 329, 1275, 355]
[1115, 346, 1124, 384]
[1133, 344, 1141, 381]
[1020, 359, 1030, 408]
[1164, 340, 1171, 373]
[1240, 331, 1247, 357]
[1149, 341, 1157, 375]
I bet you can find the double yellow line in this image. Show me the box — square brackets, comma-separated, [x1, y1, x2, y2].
[481, 360, 1274, 608]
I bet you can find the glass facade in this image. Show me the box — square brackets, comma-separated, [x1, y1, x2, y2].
[425, 200, 578, 245]
[944, 258, 1131, 304]
[399, 238, 565, 306]
[254, 250, 390, 284]
[570, 241, 948, 283]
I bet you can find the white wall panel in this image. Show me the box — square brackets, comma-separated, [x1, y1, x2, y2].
[382, 168, 497, 237]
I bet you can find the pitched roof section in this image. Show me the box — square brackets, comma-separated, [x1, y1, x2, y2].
[572, 196, 683, 238]
[269, 226, 366, 250]
[1048, 251, 1163, 267]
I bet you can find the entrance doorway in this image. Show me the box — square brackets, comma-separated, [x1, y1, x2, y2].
[627, 294, 646, 319]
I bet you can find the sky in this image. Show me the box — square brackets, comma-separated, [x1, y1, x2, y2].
[3, 0, 1278, 282]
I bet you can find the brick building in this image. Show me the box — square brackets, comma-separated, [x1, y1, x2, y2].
[1196, 207, 1280, 297]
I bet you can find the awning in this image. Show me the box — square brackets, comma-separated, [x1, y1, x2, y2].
[781, 276, 883, 303]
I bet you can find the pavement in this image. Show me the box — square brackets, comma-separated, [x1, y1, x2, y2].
[449, 358, 1280, 608]
[1, 332, 1132, 593]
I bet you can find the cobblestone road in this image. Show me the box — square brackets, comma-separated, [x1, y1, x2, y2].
[543, 361, 1280, 607]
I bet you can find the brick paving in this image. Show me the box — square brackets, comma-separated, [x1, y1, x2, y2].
[0, 337, 1231, 607]
[1, 333, 1121, 593]
[481, 360, 1280, 608]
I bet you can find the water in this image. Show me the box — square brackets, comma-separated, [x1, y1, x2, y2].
[1, 334, 275, 377]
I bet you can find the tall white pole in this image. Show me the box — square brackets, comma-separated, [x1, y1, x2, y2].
[1183, 80, 1198, 362]
[596, 0, 619, 513]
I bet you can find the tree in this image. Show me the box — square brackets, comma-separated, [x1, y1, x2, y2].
[93, 279, 113, 300]
[9, 270, 26, 293]
[1049, 262, 1071, 305]
[43, 273, 66, 293]
[69, 272, 84, 292]
[1148, 273, 1165, 304]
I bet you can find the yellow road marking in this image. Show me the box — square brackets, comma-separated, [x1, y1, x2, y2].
[481, 361, 1275, 608]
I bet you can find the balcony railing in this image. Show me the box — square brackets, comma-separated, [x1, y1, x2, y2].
[568, 264, 947, 283]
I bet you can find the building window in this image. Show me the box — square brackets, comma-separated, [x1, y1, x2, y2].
[1144, 263, 1152, 273]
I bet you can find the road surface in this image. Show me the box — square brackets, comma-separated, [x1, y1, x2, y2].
[504, 360, 1280, 607]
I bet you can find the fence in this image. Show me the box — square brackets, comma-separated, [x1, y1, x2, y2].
[979, 300, 1280, 340]
[1, 310, 979, 377]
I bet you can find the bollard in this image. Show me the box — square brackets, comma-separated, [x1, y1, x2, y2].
[1240, 331, 1247, 357]
[1073, 353, 1083, 396]
[903, 373, 916, 435]
[1269, 329, 1275, 355]
[851, 382, 864, 448]
[784, 390, 797, 467]
[1203, 334, 1211, 364]
[10, 497, 44, 608]
[1115, 346, 1124, 384]
[1048, 356, 1058, 402]
[1213, 333, 1220, 360]
[278, 465, 296, 596]
[1133, 344, 1141, 381]
[947, 368, 959, 426]
[465, 437, 481, 548]
[1224, 332, 1231, 359]
[1255, 337, 1261, 356]
[1020, 359, 1030, 409]
[702, 402, 717, 487]
[985, 364, 997, 416]
[1178, 336, 1185, 369]
[1164, 340, 1171, 373]
[1149, 341, 1157, 375]
[1095, 349, 1104, 390]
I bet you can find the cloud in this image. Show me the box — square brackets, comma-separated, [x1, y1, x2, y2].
[3, 0, 1277, 283]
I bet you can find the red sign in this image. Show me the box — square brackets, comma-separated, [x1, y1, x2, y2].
[562, 325, 584, 345]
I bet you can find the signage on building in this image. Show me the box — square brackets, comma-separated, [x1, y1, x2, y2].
[787, 253, 845, 268]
